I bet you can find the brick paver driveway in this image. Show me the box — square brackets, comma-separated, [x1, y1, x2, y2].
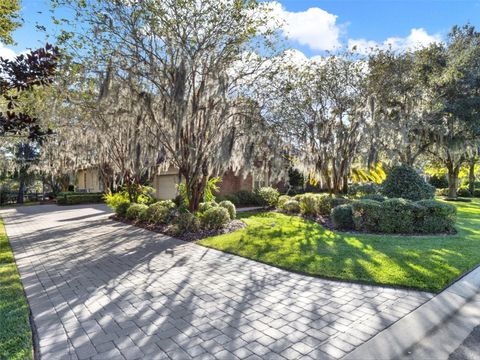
[3, 204, 433, 360]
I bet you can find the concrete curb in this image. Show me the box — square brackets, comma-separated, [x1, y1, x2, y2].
[343, 265, 480, 360]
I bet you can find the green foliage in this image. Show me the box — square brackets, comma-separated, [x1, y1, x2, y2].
[115, 202, 130, 218]
[0, 219, 33, 360]
[474, 189, 480, 197]
[429, 174, 449, 189]
[352, 200, 382, 232]
[57, 193, 104, 205]
[360, 194, 386, 202]
[382, 165, 435, 201]
[378, 198, 416, 233]
[126, 203, 148, 221]
[331, 204, 354, 230]
[176, 182, 189, 207]
[0, 0, 21, 45]
[104, 191, 130, 210]
[436, 188, 449, 197]
[219, 200, 236, 220]
[347, 182, 381, 197]
[201, 206, 231, 230]
[457, 187, 472, 198]
[257, 187, 279, 208]
[350, 163, 386, 184]
[172, 212, 200, 235]
[278, 195, 291, 209]
[204, 177, 221, 202]
[233, 190, 263, 206]
[299, 193, 322, 216]
[282, 199, 301, 214]
[415, 200, 457, 233]
[145, 201, 176, 224]
[198, 201, 218, 213]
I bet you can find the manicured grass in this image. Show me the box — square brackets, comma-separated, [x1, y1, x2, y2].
[199, 199, 480, 292]
[0, 218, 33, 360]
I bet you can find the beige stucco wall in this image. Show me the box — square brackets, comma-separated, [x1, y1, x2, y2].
[76, 168, 102, 192]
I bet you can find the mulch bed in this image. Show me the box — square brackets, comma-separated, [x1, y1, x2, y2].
[111, 215, 247, 242]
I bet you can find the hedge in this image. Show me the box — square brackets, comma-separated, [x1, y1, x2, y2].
[57, 193, 104, 205]
[336, 198, 456, 234]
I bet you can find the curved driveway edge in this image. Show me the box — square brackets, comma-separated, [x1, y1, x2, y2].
[2, 204, 433, 360]
[343, 265, 480, 360]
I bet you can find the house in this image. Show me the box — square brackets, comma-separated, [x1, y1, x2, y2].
[153, 167, 271, 200]
[75, 167, 104, 193]
[74, 165, 277, 199]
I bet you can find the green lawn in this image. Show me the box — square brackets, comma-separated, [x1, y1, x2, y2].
[0, 218, 33, 360]
[199, 199, 480, 292]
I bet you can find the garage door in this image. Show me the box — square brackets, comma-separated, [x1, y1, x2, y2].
[156, 175, 179, 200]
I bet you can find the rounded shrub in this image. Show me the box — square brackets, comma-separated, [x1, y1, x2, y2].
[198, 201, 218, 213]
[299, 193, 322, 216]
[219, 200, 236, 220]
[360, 194, 386, 202]
[317, 194, 334, 215]
[257, 187, 280, 208]
[278, 195, 291, 209]
[474, 189, 480, 198]
[352, 200, 382, 232]
[414, 200, 456, 233]
[115, 201, 131, 218]
[377, 198, 416, 233]
[457, 187, 472, 198]
[146, 201, 176, 224]
[282, 199, 301, 214]
[429, 174, 449, 188]
[201, 206, 231, 230]
[172, 212, 200, 235]
[331, 204, 354, 230]
[126, 203, 148, 221]
[381, 165, 435, 201]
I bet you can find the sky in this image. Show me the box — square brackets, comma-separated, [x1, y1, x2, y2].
[2, 0, 480, 59]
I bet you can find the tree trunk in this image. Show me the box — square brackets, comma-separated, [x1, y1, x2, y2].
[17, 177, 25, 204]
[468, 158, 476, 195]
[447, 165, 460, 198]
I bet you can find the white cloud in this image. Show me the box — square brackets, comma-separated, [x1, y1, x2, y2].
[0, 43, 17, 60]
[348, 28, 442, 54]
[269, 2, 342, 52]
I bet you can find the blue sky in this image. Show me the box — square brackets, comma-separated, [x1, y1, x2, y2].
[2, 0, 480, 58]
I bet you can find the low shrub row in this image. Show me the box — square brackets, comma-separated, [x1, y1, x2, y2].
[332, 198, 456, 234]
[278, 193, 351, 217]
[57, 192, 104, 205]
[113, 199, 238, 235]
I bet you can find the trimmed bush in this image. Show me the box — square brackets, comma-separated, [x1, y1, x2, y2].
[172, 212, 200, 235]
[57, 193, 104, 205]
[115, 202, 131, 218]
[378, 198, 416, 233]
[331, 204, 354, 230]
[317, 194, 334, 215]
[474, 189, 480, 197]
[219, 200, 236, 220]
[360, 194, 386, 202]
[233, 190, 263, 206]
[415, 200, 456, 233]
[126, 203, 148, 221]
[282, 199, 301, 214]
[299, 193, 322, 216]
[381, 165, 435, 201]
[352, 200, 382, 232]
[278, 195, 291, 209]
[457, 187, 472, 198]
[429, 174, 449, 188]
[201, 206, 231, 230]
[146, 201, 176, 224]
[257, 187, 280, 208]
[198, 201, 218, 213]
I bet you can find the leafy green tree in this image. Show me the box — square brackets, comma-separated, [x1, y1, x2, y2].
[0, 0, 21, 45]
